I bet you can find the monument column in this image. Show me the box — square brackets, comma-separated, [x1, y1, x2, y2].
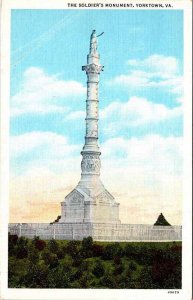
[81, 30, 104, 177]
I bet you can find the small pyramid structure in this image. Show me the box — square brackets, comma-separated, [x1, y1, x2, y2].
[154, 213, 171, 226]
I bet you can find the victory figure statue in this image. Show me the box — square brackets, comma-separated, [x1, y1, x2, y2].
[90, 30, 98, 54]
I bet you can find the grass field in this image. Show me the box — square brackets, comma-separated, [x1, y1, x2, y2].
[8, 234, 182, 289]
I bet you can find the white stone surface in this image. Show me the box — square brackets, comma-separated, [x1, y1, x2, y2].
[8, 223, 182, 241]
[60, 30, 120, 225]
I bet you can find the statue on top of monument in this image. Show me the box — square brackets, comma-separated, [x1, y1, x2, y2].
[90, 30, 98, 54]
[90, 30, 104, 54]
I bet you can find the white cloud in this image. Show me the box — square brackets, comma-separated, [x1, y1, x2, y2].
[10, 131, 81, 175]
[100, 96, 182, 134]
[109, 54, 183, 95]
[66, 110, 85, 120]
[127, 55, 179, 78]
[10, 131, 77, 157]
[11, 67, 86, 116]
[101, 134, 182, 175]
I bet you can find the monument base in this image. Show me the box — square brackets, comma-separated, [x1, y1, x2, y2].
[59, 178, 120, 224]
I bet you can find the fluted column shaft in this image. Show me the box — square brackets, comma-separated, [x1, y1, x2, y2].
[81, 31, 104, 176]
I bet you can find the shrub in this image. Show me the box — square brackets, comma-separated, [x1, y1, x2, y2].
[152, 259, 181, 288]
[79, 272, 95, 288]
[113, 256, 121, 265]
[92, 259, 105, 278]
[113, 263, 124, 276]
[48, 239, 59, 254]
[79, 260, 89, 273]
[8, 234, 18, 256]
[42, 250, 59, 268]
[23, 264, 49, 288]
[138, 266, 155, 289]
[101, 274, 115, 288]
[80, 236, 93, 258]
[57, 245, 66, 259]
[66, 240, 80, 258]
[9, 234, 18, 245]
[102, 243, 123, 260]
[49, 254, 59, 269]
[15, 237, 28, 259]
[82, 236, 93, 249]
[34, 239, 46, 251]
[72, 254, 83, 267]
[128, 261, 137, 272]
[28, 245, 39, 264]
[92, 243, 104, 257]
[118, 271, 133, 288]
[124, 244, 136, 257]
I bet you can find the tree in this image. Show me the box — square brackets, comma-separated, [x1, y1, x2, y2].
[15, 237, 28, 259]
[23, 264, 49, 288]
[33, 238, 46, 251]
[79, 272, 95, 288]
[102, 243, 123, 260]
[41, 250, 59, 268]
[128, 261, 137, 272]
[48, 254, 59, 269]
[154, 213, 171, 226]
[92, 259, 105, 278]
[138, 266, 155, 289]
[66, 240, 80, 258]
[92, 243, 104, 257]
[100, 274, 115, 288]
[48, 239, 59, 254]
[28, 245, 39, 264]
[8, 234, 18, 256]
[80, 236, 93, 258]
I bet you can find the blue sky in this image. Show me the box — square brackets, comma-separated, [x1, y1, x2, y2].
[10, 9, 183, 224]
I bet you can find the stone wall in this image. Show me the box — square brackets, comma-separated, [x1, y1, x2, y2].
[8, 222, 182, 241]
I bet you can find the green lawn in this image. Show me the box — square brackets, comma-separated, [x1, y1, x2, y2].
[8, 234, 182, 289]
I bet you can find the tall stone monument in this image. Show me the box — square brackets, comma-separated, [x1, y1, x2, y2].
[8, 31, 182, 242]
[60, 30, 120, 224]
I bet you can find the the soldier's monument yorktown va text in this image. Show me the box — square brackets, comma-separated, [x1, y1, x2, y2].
[9, 31, 182, 241]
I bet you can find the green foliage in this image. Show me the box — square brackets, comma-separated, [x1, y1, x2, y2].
[79, 272, 95, 288]
[23, 263, 49, 288]
[8, 234, 18, 256]
[154, 213, 171, 226]
[92, 259, 105, 278]
[82, 236, 93, 249]
[48, 239, 59, 254]
[15, 237, 29, 259]
[28, 244, 39, 264]
[41, 250, 59, 268]
[92, 243, 104, 257]
[102, 242, 123, 260]
[32, 236, 46, 251]
[66, 240, 80, 258]
[101, 273, 116, 288]
[128, 261, 137, 272]
[80, 236, 93, 258]
[8, 235, 182, 289]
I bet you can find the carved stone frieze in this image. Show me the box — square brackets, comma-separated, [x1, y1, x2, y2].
[65, 190, 84, 205]
[95, 190, 114, 204]
[82, 63, 104, 74]
[81, 156, 101, 174]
